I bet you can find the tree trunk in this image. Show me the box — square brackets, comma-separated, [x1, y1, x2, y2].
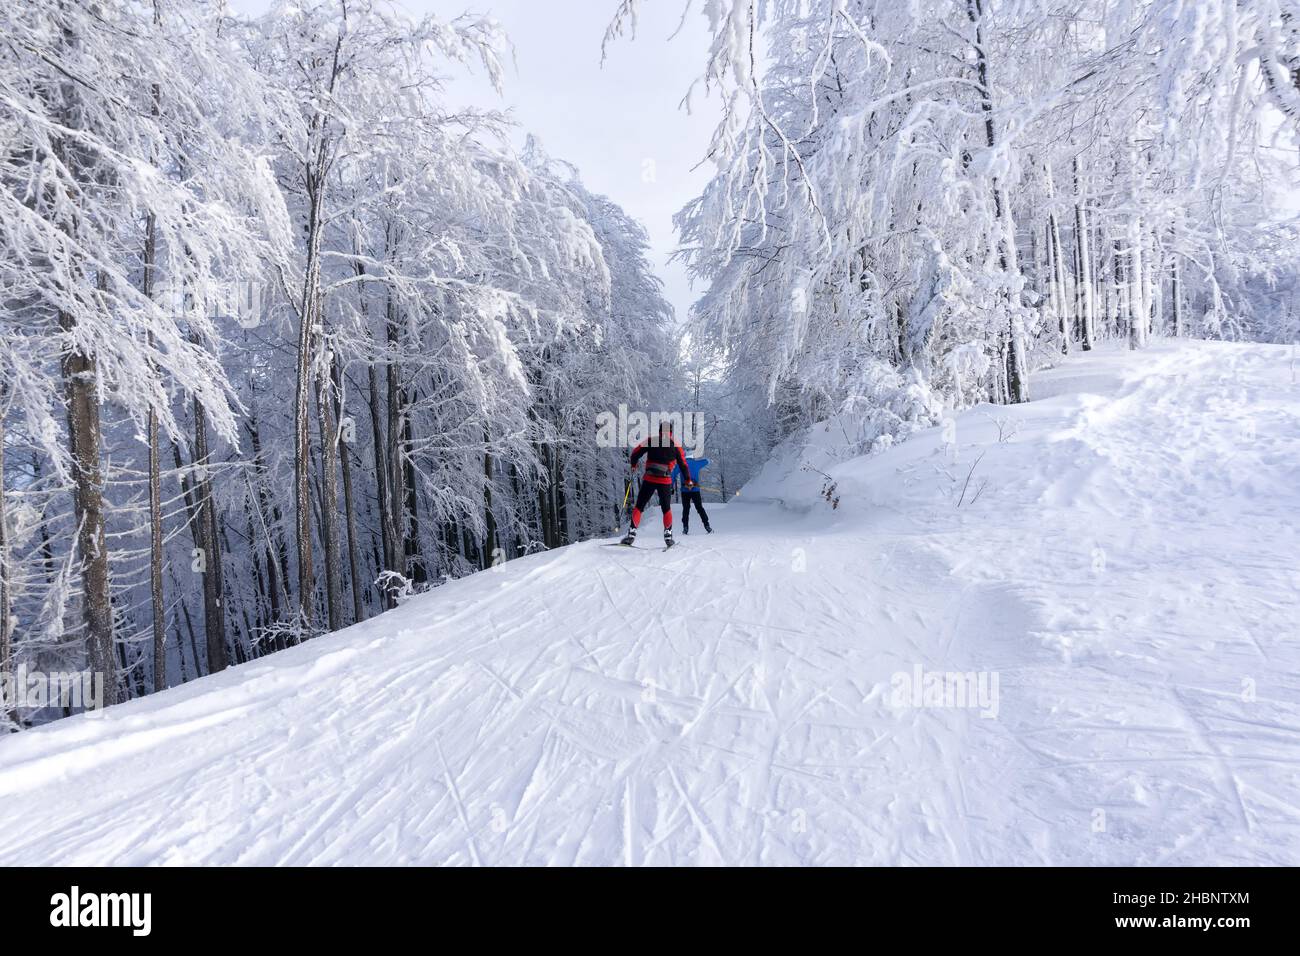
[333, 363, 365, 623]
[248, 508, 267, 639]
[554, 451, 569, 545]
[1072, 157, 1096, 350]
[1155, 229, 1165, 338]
[385, 284, 408, 586]
[968, 0, 1027, 402]
[1047, 214, 1069, 354]
[1171, 249, 1183, 337]
[178, 590, 202, 685]
[1044, 163, 1070, 355]
[1128, 219, 1148, 349]
[292, 177, 326, 634]
[144, 12, 166, 693]
[218, 522, 253, 665]
[247, 414, 288, 639]
[401, 399, 426, 585]
[367, 361, 395, 609]
[0, 389, 14, 726]
[147, 355, 165, 690]
[509, 463, 525, 555]
[61, 308, 119, 705]
[143, 214, 166, 691]
[536, 442, 555, 549]
[51, 17, 118, 707]
[192, 394, 228, 674]
[314, 349, 344, 633]
[482, 430, 498, 571]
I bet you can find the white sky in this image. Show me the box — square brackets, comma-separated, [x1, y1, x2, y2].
[229, 0, 720, 325]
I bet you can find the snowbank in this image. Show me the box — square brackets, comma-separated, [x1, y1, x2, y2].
[739, 365, 940, 507]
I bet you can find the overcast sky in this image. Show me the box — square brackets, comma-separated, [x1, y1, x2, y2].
[230, 0, 720, 325]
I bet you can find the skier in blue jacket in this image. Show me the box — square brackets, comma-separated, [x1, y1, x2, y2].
[673, 457, 713, 534]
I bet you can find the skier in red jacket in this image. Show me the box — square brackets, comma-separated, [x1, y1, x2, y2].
[621, 421, 694, 548]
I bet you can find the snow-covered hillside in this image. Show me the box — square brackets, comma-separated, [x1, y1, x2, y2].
[1, 339, 1297, 865]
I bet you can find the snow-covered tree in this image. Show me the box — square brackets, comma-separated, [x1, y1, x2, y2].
[0, 0, 675, 724]
[614, 0, 1300, 453]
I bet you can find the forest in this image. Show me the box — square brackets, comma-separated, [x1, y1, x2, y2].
[2, 0, 1298, 725]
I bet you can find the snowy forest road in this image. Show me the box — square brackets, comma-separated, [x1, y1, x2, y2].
[0, 341, 1297, 865]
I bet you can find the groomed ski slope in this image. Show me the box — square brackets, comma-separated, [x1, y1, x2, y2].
[1, 339, 1298, 865]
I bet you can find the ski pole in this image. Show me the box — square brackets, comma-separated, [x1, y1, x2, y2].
[616, 478, 631, 531]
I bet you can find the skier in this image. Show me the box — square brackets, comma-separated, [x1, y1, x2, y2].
[621, 421, 693, 548]
[674, 455, 712, 534]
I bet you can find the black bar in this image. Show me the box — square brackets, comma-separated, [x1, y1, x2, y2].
[6, 866, 1278, 943]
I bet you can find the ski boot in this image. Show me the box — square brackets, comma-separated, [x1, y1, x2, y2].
[664, 529, 675, 549]
[619, 527, 637, 547]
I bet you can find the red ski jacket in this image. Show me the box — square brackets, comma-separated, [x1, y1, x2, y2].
[630, 438, 692, 486]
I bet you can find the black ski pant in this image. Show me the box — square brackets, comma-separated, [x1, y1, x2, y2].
[681, 489, 710, 532]
[632, 481, 673, 529]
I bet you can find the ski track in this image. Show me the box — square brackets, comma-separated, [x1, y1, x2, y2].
[1, 340, 1298, 865]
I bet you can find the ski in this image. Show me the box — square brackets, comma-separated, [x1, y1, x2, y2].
[601, 541, 678, 551]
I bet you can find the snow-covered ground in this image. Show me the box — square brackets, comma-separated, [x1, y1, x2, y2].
[1, 338, 1297, 865]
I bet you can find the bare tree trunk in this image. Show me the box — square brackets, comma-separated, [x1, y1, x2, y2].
[1093, 201, 1106, 338]
[178, 590, 202, 683]
[50, 16, 118, 707]
[535, 441, 555, 549]
[384, 279, 408, 585]
[176, 625, 189, 683]
[1044, 165, 1070, 354]
[554, 450, 569, 545]
[192, 394, 228, 674]
[293, 177, 326, 633]
[1072, 157, 1096, 350]
[247, 507, 267, 639]
[333, 363, 365, 623]
[480, 460, 493, 572]
[61, 307, 120, 705]
[1171, 248, 1183, 337]
[1128, 218, 1148, 349]
[367, 360, 395, 609]
[0, 388, 14, 726]
[31, 455, 55, 590]
[144, 5, 166, 693]
[1155, 229, 1165, 337]
[147, 355, 165, 690]
[357, 257, 395, 608]
[314, 348, 344, 633]
[537, 482, 551, 549]
[143, 211, 166, 690]
[246, 413, 289, 641]
[509, 463, 525, 553]
[1047, 214, 1069, 354]
[968, 0, 1027, 402]
[218, 522, 253, 665]
[401, 401, 427, 585]
[482, 429, 498, 571]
